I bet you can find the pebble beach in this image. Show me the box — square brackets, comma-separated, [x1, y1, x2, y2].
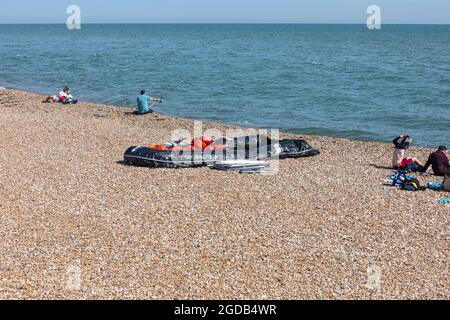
[0, 88, 448, 300]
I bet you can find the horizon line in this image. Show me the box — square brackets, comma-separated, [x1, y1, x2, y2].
[1, 22, 450, 25]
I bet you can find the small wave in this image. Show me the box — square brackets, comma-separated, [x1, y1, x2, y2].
[90, 53, 105, 61]
[365, 74, 405, 82]
[236, 120, 253, 126]
[111, 99, 132, 107]
[13, 54, 27, 60]
[439, 79, 450, 84]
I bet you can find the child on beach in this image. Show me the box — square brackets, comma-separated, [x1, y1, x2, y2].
[392, 135, 423, 171]
[136, 90, 162, 115]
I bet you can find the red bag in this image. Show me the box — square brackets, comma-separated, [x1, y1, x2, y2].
[399, 158, 413, 167]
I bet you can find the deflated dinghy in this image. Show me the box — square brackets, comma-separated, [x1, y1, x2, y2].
[124, 136, 234, 169]
[124, 135, 320, 169]
[215, 135, 282, 160]
[278, 139, 321, 158]
[123, 146, 198, 168]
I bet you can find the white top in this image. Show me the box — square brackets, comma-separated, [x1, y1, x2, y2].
[392, 148, 405, 167]
[59, 91, 73, 98]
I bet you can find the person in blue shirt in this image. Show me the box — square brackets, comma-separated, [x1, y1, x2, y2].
[136, 90, 162, 115]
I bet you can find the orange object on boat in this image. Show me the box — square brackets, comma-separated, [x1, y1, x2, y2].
[191, 136, 214, 150]
[148, 144, 168, 150]
[148, 137, 226, 151]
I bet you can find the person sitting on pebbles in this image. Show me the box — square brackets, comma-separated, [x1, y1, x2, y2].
[421, 146, 450, 177]
[392, 135, 423, 171]
[58, 86, 78, 104]
[136, 90, 163, 115]
[44, 86, 78, 104]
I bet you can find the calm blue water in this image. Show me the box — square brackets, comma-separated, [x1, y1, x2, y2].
[1, 24, 449, 146]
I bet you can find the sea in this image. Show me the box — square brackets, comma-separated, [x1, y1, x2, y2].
[0, 24, 449, 146]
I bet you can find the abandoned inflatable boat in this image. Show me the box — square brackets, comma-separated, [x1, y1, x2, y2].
[124, 135, 320, 169]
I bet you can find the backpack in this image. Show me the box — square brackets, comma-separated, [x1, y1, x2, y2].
[392, 171, 406, 187]
[392, 171, 422, 191]
[402, 176, 422, 191]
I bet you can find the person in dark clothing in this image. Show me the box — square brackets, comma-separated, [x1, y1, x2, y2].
[391, 135, 423, 170]
[421, 146, 450, 176]
[393, 135, 412, 150]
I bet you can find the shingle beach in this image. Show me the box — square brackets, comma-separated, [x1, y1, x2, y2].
[0, 88, 448, 299]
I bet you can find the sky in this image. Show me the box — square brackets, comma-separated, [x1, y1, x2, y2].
[0, 0, 449, 24]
